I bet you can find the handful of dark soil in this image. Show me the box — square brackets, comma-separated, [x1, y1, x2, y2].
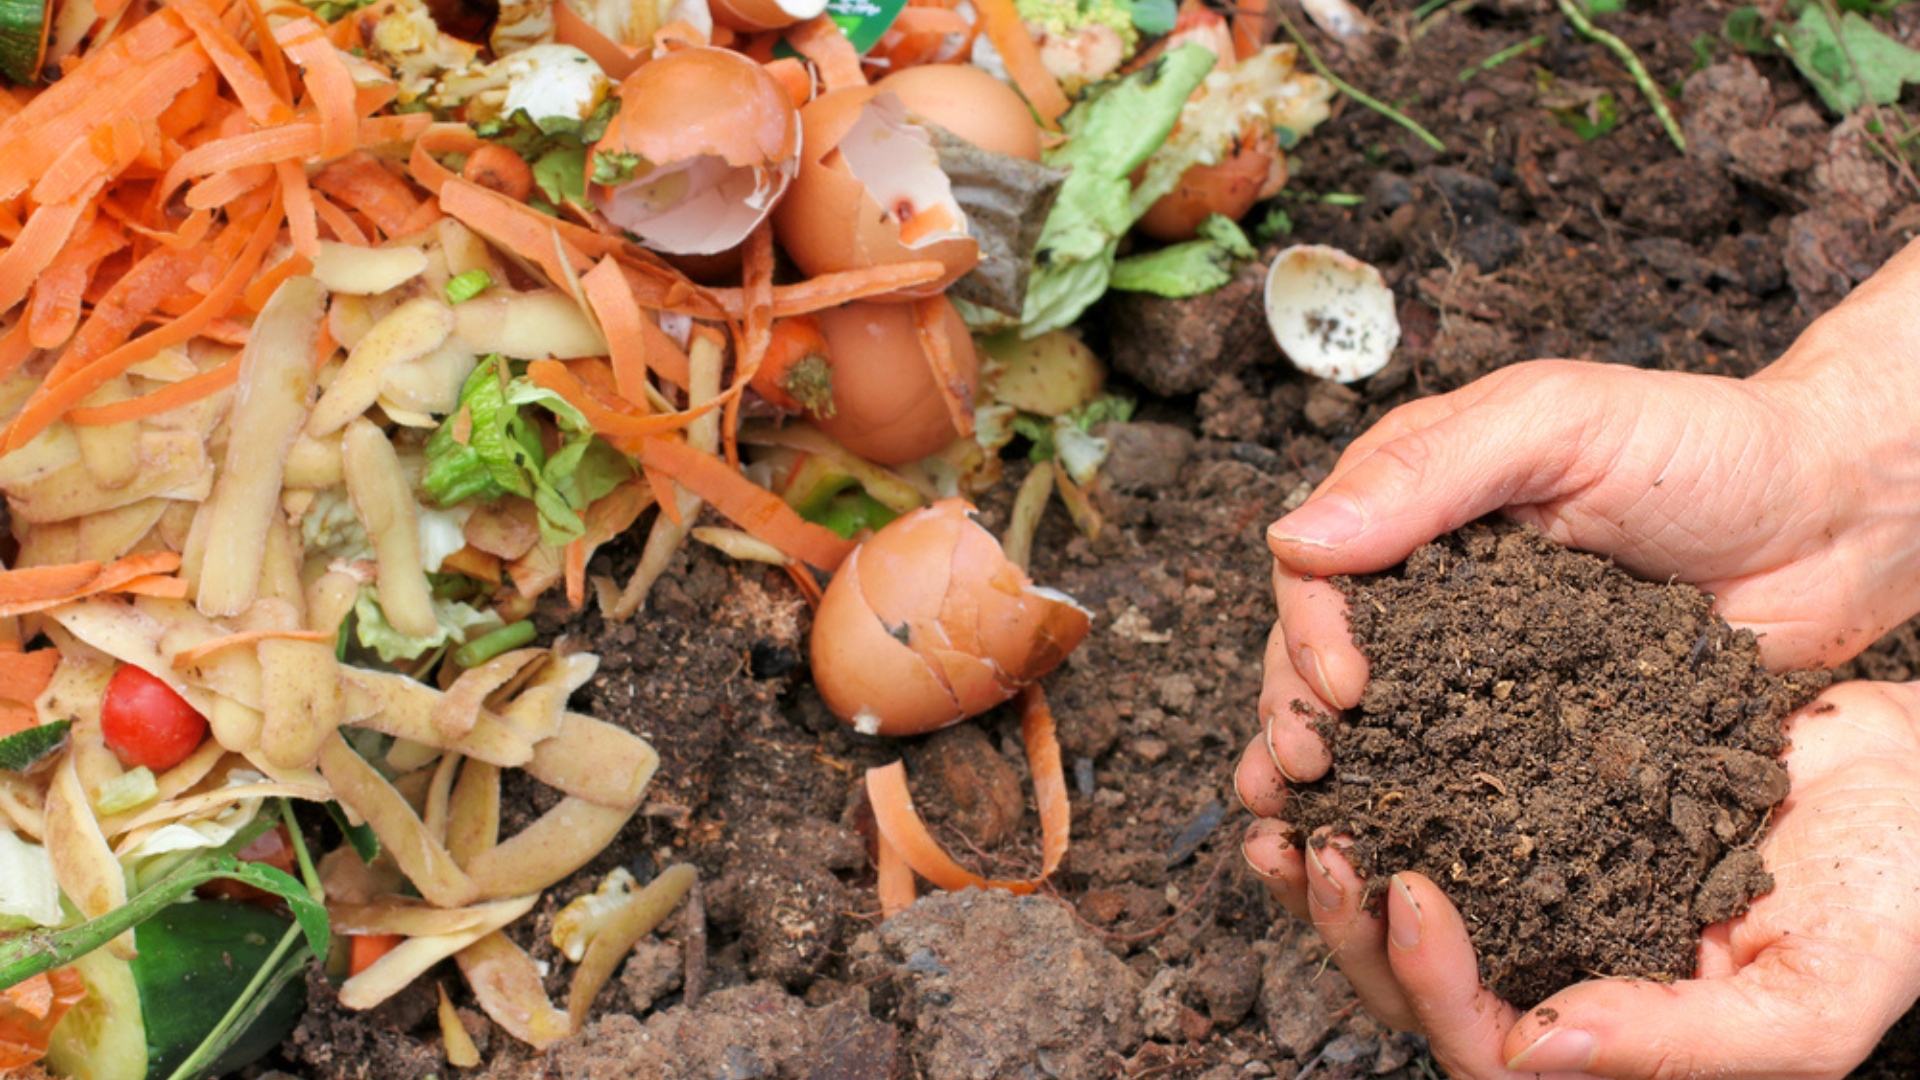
[1289, 521, 1829, 1007]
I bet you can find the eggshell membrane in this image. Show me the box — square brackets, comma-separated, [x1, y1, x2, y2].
[1135, 126, 1283, 243]
[771, 87, 979, 297]
[811, 297, 978, 466]
[709, 0, 828, 31]
[589, 47, 801, 255]
[809, 500, 1092, 736]
[874, 64, 1042, 162]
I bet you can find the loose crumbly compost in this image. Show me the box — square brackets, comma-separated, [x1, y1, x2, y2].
[1289, 520, 1830, 1007]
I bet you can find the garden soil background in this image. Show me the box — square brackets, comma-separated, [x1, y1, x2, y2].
[280, 1, 1920, 1077]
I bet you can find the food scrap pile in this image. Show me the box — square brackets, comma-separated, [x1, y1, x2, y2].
[0, 0, 1335, 1073]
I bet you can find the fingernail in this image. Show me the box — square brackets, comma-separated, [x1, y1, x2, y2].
[1270, 496, 1365, 550]
[1305, 843, 1344, 911]
[1241, 822, 1289, 879]
[1388, 874, 1422, 950]
[1262, 726, 1306, 786]
[1506, 1028, 1599, 1072]
[1296, 645, 1339, 710]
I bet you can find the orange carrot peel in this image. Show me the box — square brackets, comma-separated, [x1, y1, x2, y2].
[864, 684, 1071, 895]
[0, 553, 189, 619]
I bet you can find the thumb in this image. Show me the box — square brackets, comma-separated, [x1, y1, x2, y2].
[1267, 410, 1541, 577]
[1502, 948, 1897, 1079]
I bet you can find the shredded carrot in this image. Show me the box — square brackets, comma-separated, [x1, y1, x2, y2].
[564, 539, 588, 612]
[914, 295, 975, 437]
[243, 251, 314, 312]
[312, 152, 425, 239]
[865, 684, 1071, 894]
[0, 649, 60, 705]
[970, 0, 1069, 127]
[709, 260, 948, 319]
[171, 628, 336, 669]
[0, 323, 33, 384]
[783, 561, 824, 609]
[725, 223, 778, 468]
[875, 830, 918, 917]
[0, 553, 186, 619]
[764, 57, 814, 107]
[276, 15, 359, 161]
[0, 703, 35, 739]
[580, 258, 653, 413]
[636, 435, 855, 571]
[349, 933, 405, 977]
[786, 16, 867, 92]
[0, 968, 86, 1072]
[27, 215, 126, 350]
[173, 0, 289, 123]
[642, 464, 683, 527]
[309, 185, 373, 245]
[0, 194, 91, 316]
[438, 180, 595, 295]
[7, 191, 283, 448]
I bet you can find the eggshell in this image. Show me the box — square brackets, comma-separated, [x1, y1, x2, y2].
[1264, 244, 1400, 383]
[1135, 126, 1283, 242]
[809, 500, 1092, 736]
[771, 87, 979, 297]
[709, 0, 827, 31]
[588, 47, 800, 255]
[874, 64, 1042, 162]
[811, 297, 978, 465]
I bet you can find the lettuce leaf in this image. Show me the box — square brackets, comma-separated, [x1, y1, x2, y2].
[1021, 45, 1216, 337]
[353, 589, 504, 663]
[423, 357, 633, 546]
[1110, 214, 1256, 297]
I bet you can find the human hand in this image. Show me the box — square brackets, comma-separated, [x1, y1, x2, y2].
[1242, 679, 1920, 1080]
[1244, 236, 1920, 793]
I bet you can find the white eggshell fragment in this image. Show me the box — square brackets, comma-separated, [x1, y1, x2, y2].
[1263, 244, 1400, 384]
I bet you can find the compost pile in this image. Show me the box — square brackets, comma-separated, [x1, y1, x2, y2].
[1290, 520, 1830, 1006]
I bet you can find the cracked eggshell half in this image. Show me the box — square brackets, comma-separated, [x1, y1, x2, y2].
[771, 87, 979, 299]
[810, 499, 1091, 736]
[588, 47, 801, 255]
[1264, 244, 1400, 384]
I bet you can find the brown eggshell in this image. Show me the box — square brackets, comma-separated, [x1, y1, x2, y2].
[874, 64, 1043, 162]
[709, 0, 827, 31]
[809, 500, 1091, 736]
[810, 539, 963, 736]
[771, 87, 979, 297]
[811, 297, 978, 466]
[588, 48, 801, 255]
[1135, 127, 1283, 243]
[599, 47, 797, 166]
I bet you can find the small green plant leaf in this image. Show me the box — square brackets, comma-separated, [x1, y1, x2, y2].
[1780, 5, 1920, 112]
[1724, 6, 1776, 52]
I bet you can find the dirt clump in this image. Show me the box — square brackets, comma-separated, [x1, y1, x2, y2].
[850, 887, 1146, 1080]
[1290, 520, 1829, 1007]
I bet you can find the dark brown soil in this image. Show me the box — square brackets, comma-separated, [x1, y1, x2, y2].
[1289, 521, 1828, 1006]
[272, 0, 1920, 1076]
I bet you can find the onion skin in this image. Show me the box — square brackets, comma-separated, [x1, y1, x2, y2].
[810, 500, 1091, 736]
[810, 297, 978, 466]
[1135, 126, 1283, 243]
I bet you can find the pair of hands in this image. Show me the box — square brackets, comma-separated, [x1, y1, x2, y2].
[1238, 240, 1920, 1079]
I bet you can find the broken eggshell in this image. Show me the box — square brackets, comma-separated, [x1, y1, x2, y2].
[810, 499, 1091, 737]
[1264, 244, 1400, 384]
[772, 87, 980, 298]
[811, 296, 979, 466]
[588, 47, 800, 255]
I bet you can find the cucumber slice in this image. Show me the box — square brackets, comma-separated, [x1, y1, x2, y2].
[43, 899, 307, 1080]
[0, 0, 47, 84]
[42, 947, 148, 1080]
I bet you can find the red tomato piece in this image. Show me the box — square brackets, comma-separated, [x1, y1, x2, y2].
[99, 665, 209, 772]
